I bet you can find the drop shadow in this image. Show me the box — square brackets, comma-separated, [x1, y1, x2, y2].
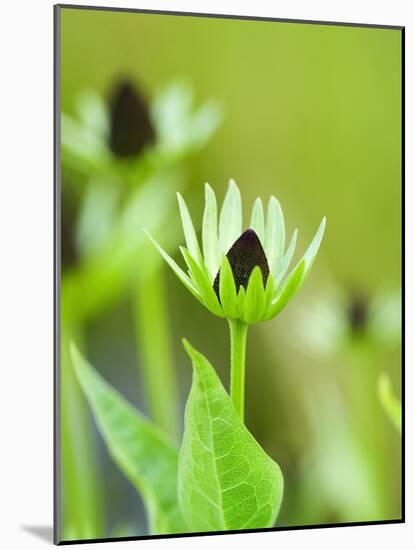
[21, 525, 53, 543]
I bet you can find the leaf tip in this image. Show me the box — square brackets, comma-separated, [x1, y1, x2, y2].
[182, 339, 210, 375]
[182, 338, 193, 357]
[182, 338, 199, 368]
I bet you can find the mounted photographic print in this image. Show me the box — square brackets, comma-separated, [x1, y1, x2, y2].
[54, 4, 404, 545]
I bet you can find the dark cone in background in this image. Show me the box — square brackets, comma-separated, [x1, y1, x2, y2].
[347, 291, 369, 334]
[108, 80, 155, 158]
[213, 229, 270, 299]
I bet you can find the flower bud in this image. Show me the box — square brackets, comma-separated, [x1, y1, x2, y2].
[213, 229, 269, 298]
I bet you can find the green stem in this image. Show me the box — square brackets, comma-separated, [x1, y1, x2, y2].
[229, 319, 249, 422]
[347, 342, 395, 518]
[60, 323, 103, 540]
[133, 265, 179, 441]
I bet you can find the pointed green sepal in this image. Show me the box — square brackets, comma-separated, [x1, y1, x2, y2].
[177, 192, 203, 265]
[180, 247, 225, 318]
[264, 272, 275, 310]
[242, 266, 267, 324]
[268, 218, 326, 316]
[219, 256, 239, 319]
[237, 286, 246, 318]
[145, 230, 202, 303]
[264, 260, 306, 320]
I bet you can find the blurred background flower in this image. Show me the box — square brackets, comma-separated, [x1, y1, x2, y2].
[58, 6, 402, 541]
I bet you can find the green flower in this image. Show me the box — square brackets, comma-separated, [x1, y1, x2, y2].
[146, 179, 326, 324]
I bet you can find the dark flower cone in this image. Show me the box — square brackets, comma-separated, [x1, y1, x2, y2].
[108, 80, 155, 158]
[213, 229, 270, 298]
[347, 291, 369, 334]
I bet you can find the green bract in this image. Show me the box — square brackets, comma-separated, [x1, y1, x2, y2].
[146, 179, 326, 324]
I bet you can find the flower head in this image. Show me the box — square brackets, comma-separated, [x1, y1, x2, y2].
[108, 80, 155, 158]
[146, 179, 326, 324]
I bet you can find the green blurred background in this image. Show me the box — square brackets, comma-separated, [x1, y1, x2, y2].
[59, 6, 402, 541]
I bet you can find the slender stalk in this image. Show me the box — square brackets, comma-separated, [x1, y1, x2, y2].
[347, 342, 394, 518]
[60, 324, 103, 540]
[133, 264, 179, 441]
[229, 319, 249, 422]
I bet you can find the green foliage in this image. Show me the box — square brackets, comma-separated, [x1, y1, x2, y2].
[70, 339, 285, 536]
[178, 340, 284, 531]
[71, 344, 186, 535]
[65, 176, 325, 537]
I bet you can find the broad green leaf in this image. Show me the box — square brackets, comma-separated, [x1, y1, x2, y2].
[265, 196, 285, 270]
[71, 344, 186, 535]
[250, 198, 265, 246]
[242, 266, 266, 324]
[378, 373, 402, 433]
[177, 192, 203, 265]
[178, 340, 284, 532]
[219, 256, 239, 319]
[202, 183, 220, 279]
[264, 261, 306, 320]
[219, 179, 242, 254]
[273, 229, 298, 287]
[180, 247, 224, 318]
[145, 230, 203, 305]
